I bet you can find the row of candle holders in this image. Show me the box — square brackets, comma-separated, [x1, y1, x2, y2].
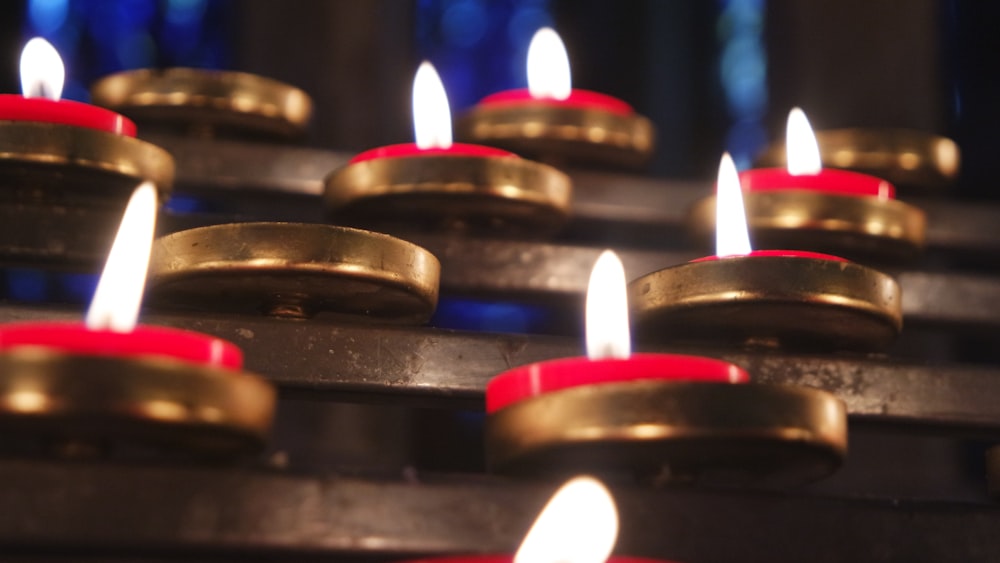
[0, 31, 970, 563]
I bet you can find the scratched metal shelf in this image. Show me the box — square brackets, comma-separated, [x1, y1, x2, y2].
[0, 458, 996, 563]
[151, 134, 1000, 260]
[1, 303, 998, 434]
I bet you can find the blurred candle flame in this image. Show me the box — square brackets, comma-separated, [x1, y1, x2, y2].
[715, 153, 753, 257]
[585, 250, 630, 360]
[527, 27, 571, 101]
[786, 107, 822, 175]
[412, 61, 452, 149]
[514, 476, 619, 563]
[85, 182, 158, 332]
[20, 37, 64, 100]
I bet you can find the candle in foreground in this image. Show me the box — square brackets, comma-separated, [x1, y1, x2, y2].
[0, 182, 239, 368]
[0, 37, 135, 135]
[486, 249, 748, 414]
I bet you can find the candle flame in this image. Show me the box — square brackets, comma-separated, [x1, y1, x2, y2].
[715, 152, 753, 257]
[514, 476, 618, 563]
[412, 61, 452, 149]
[527, 27, 571, 101]
[786, 107, 822, 175]
[85, 182, 158, 333]
[585, 250, 630, 360]
[20, 37, 64, 101]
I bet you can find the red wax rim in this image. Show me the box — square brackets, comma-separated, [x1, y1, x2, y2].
[0, 95, 136, 136]
[739, 168, 895, 199]
[350, 143, 517, 163]
[0, 322, 242, 370]
[692, 250, 848, 262]
[479, 88, 635, 116]
[396, 556, 677, 563]
[486, 354, 749, 413]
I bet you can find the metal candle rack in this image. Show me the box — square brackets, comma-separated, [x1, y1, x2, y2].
[2, 132, 1000, 562]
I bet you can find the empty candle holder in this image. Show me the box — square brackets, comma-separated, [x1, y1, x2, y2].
[147, 222, 440, 322]
[90, 68, 313, 141]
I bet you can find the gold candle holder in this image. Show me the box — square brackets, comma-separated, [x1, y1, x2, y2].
[628, 255, 902, 352]
[147, 222, 440, 322]
[0, 350, 274, 458]
[456, 103, 655, 169]
[487, 380, 846, 484]
[90, 68, 312, 140]
[756, 128, 960, 192]
[324, 155, 571, 236]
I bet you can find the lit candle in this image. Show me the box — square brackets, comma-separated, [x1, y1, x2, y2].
[739, 108, 894, 198]
[0, 38, 135, 136]
[457, 28, 654, 168]
[325, 62, 571, 234]
[478, 28, 634, 116]
[350, 62, 515, 163]
[397, 475, 680, 563]
[631, 152, 902, 351]
[486, 250, 747, 415]
[0, 182, 239, 368]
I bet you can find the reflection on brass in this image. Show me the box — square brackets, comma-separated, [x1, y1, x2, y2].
[756, 128, 960, 191]
[148, 222, 441, 323]
[324, 155, 571, 236]
[0, 350, 274, 457]
[629, 256, 902, 352]
[456, 103, 655, 169]
[687, 191, 926, 262]
[91, 68, 312, 140]
[0, 121, 174, 203]
[487, 380, 846, 484]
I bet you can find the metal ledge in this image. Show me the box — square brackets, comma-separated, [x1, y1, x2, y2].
[0, 459, 996, 562]
[2, 304, 1000, 434]
[149, 134, 1000, 257]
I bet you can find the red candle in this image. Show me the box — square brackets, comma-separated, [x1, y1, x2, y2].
[2, 38, 135, 136]
[741, 108, 893, 199]
[350, 142, 513, 163]
[475, 28, 634, 116]
[353, 61, 517, 164]
[711, 152, 850, 262]
[486, 251, 749, 414]
[0, 183, 240, 371]
[0, 322, 241, 369]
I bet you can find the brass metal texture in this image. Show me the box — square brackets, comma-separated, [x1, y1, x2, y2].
[456, 103, 655, 169]
[90, 68, 313, 140]
[487, 380, 847, 484]
[148, 222, 441, 322]
[0, 350, 274, 457]
[629, 256, 902, 352]
[686, 191, 927, 262]
[0, 121, 174, 204]
[323, 155, 572, 236]
[756, 128, 960, 191]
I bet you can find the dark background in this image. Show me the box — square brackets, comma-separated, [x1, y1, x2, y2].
[0, 0, 997, 196]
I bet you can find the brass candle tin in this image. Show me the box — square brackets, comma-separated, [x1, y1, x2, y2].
[0, 350, 274, 458]
[90, 68, 312, 140]
[324, 155, 571, 236]
[147, 222, 440, 322]
[756, 128, 960, 192]
[686, 191, 927, 262]
[628, 256, 902, 352]
[0, 121, 174, 205]
[456, 103, 655, 169]
[487, 380, 847, 484]
[0, 121, 174, 267]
